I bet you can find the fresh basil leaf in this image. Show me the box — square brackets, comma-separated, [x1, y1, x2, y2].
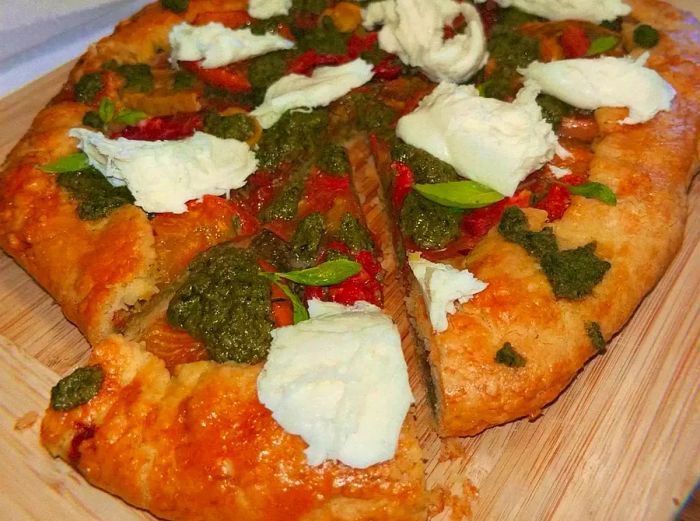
[113, 109, 147, 125]
[98, 98, 115, 124]
[565, 181, 617, 205]
[586, 35, 618, 56]
[259, 272, 310, 324]
[276, 281, 310, 324]
[39, 153, 90, 173]
[278, 259, 361, 286]
[414, 181, 504, 209]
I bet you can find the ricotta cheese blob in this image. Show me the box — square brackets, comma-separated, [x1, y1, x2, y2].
[520, 54, 676, 125]
[169, 22, 294, 69]
[408, 254, 487, 333]
[251, 58, 374, 129]
[257, 300, 413, 469]
[248, 0, 292, 19]
[474, 0, 631, 23]
[396, 82, 558, 196]
[69, 129, 257, 214]
[362, 0, 487, 83]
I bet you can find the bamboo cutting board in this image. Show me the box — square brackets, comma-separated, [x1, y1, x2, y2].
[1, 5, 700, 519]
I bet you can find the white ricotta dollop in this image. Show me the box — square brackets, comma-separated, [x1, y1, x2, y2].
[257, 300, 413, 469]
[248, 0, 292, 19]
[362, 0, 487, 83]
[68, 129, 257, 214]
[396, 81, 558, 196]
[251, 58, 374, 129]
[169, 22, 294, 68]
[520, 54, 676, 125]
[474, 0, 630, 23]
[408, 254, 487, 333]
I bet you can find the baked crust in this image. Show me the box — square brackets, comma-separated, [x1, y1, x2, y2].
[41, 335, 428, 521]
[412, 0, 700, 436]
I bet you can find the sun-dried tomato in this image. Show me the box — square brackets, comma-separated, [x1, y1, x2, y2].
[113, 113, 204, 141]
[287, 50, 352, 75]
[561, 25, 590, 58]
[181, 61, 251, 92]
[391, 161, 415, 210]
[347, 32, 378, 58]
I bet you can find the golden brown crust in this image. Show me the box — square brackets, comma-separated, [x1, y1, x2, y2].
[41, 336, 428, 521]
[418, 0, 700, 436]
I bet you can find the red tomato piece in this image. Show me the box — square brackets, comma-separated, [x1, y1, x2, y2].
[193, 11, 252, 28]
[304, 285, 325, 301]
[560, 25, 590, 58]
[287, 50, 351, 75]
[559, 173, 587, 186]
[475, 0, 499, 36]
[347, 32, 378, 58]
[373, 57, 402, 80]
[181, 61, 251, 92]
[391, 161, 415, 210]
[462, 191, 529, 241]
[534, 183, 571, 221]
[113, 113, 204, 141]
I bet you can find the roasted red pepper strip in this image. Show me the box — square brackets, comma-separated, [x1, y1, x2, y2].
[561, 25, 590, 58]
[534, 183, 571, 221]
[287, 50, 352, 75]
[347, 32, 378, 58]
[112, 113, 204, 141]
[181, 61, 251, 92]
[391, 161, 415, 210]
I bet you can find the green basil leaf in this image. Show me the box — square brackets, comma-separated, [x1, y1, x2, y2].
[565, 181, 617, 205]
[414, 181, 504, 209]
[39, 153, 90, 173]
[259, 272, 310, 324]
[586, 35, 618, 56]
[278, 259, 361, 286]
[276, 281, 310, 324]
[98, 98, 115, 124]
[113, 109, 147, 125]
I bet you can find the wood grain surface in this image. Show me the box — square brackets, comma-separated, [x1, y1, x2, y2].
[1, 4, 699, 519]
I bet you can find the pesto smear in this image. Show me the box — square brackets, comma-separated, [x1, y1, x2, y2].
[50, 365, 104, 411]
[167, 244, 273, 364]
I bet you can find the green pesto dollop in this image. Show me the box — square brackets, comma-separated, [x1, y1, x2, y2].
[256, 109, 329, 170]
[161, 0, 189, 13]
[586, 321, 607, 352]
[536, 94, 575, 129]
[482, 17, 539, 100]
[351, 93, 396, 135]
[167, 244, 273, 364]
[317, 144, 350, 175]
[74, 73, 103, 104]
[251, 229, 293, 272]
[338, 213, 373, 253]
[82, 110, 104, 130]
[173, 70, 197, 90]
[391, 142, 460, 185]
[291, 212, 326, 268]
[297, 16, 349, 55]
[400, 192, 462, 250]
[57, 167, 134, 220]
[248, 50, 297, 96]
[260, 181, 304, 222]
[633, 24, 660, 49]
[203, 112, 255, 141]
[50, 365, 104, 411]
[292, 0, 328, 15]
[104, 61, 154, 93]
[498, 207, 611, 300]
[495, 343, 527, 368]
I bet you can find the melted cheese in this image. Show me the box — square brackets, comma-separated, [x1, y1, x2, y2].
[257, 300, 413, 469]
[396, 81, 558, 196]
[362, 0, 487, 83]
[169, 22, 294, 68]
[521, 54, 676, 125]
[69, 129, 257, 214]
[248, 0, 292, 19]
[408, 254, 487, 333]
[251, 58, 374, 129]
[474, 0, 631, 23]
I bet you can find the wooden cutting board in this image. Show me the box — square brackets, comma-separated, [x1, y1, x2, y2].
[1, 6, 699, 519]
